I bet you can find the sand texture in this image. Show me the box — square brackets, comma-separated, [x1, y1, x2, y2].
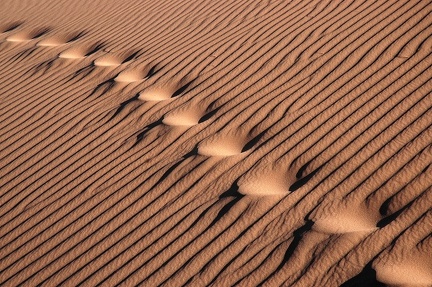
[1, 0, 431, 286]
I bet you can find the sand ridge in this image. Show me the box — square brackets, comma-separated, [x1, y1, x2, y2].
[0, 0, 431, 286]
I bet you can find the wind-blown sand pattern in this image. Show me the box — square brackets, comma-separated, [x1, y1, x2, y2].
[0, 0, 431, 286]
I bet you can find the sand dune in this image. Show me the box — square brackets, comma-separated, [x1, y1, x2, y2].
[0, 0, 431, 286]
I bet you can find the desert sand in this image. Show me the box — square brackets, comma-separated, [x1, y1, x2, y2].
[0, 0, 431, 286]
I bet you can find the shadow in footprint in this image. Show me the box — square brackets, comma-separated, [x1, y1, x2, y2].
[87, 78, 115, 97]
[151, 147, 198, 188]
[68, 31, 86, 42]
[32, 58, 57, 75]
[85, 42, 104, 56]
[146, 65, 158, 78]
[124, 51, 139, 63]
[241, 131, 265, 153]
[377, 164, 430, 228]
[32, 28, 50, 39]
[219, 181, 243, 199]
[0, 21, 23, 33]
[341, 263, 385, 287]
[172, 80, 194, 98]
[209, 182, 243, 227]
[12, 46, 39, 63]
[198, 107, 219, 123]
[74, 65, 96, 79]
[377, 198, 409, 228]
[279, 220, 314, 269]
[295, 160, 311, 179]
[110, 93, 140, 119]
[134, 118, 165, 146]
[289, 166, 321, 192]
[259, 219, 314, 284]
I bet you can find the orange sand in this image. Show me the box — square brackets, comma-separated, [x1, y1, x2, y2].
[0, 0, 431, 286]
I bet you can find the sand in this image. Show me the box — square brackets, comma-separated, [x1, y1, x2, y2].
[0, 0, 431, 286]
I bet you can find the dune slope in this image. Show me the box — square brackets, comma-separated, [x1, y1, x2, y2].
[0, 0, 431, 286]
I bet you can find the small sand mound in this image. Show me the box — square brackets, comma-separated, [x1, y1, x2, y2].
[140, 78, 195, 102]
[312, 203, 379, 234]
[198, 130, 249, 156]
[94, 50, 137, 67]
[94, 54, 123, 67]
[6, 28, 49, 42]
[375, 254, 432, 286]
[37, 32, 82, 47]
[139, 86, 173, 101]
[37, 37, 66, 47]
[198, 139, 243, 156]
[162, 106, 205, 127]
[237, 166, 293, 196]
[114, 69, 146, 83]
[6, 33, 30, 42]
[162, 113, 199, 126]
[59, 47, 87, 59]
[59, 42, 101, 59]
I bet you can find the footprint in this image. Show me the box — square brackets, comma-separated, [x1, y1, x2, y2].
[237, 165, 293, 196]
[197, 129, 264, 157]
[0, 21, 22, 33]
[163, 110, 202, 127]
[114, 69, 146, 83]
[114, 62, 158, 83]
[197, 107, 220, 123]
[58, 42, 103, 59]
[37, 31, 84, 47]
[162, 101, 210, 127]
[311, 203, 379, 234]
[139, 79, 194, 101]
[198, 130, 247, 156]
[374, 248, 432, 286]
[6, 27, 50, 42]
[289, 161, 322, 192]
[139, 87, 172, 101]
[93, 50, 139, 67]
